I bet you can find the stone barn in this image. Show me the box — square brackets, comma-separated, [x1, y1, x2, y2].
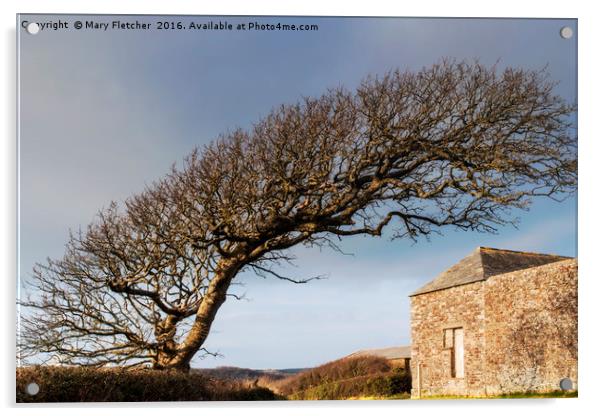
[409, 247, 577, 398]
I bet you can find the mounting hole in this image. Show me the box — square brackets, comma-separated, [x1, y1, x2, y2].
[559, 378, 573, 391]
[26, 22, 40, 35]
[560, 26, 573, 39]
[25, 382, 40, 395]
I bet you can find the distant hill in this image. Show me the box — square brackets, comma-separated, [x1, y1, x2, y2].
[192, 366, 306, 384]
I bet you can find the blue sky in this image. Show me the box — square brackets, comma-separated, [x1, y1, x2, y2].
[18, 15, 577, 369]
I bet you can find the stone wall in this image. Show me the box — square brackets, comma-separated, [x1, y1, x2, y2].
[410, 259, 577, 398]
[410, 281, 486, 397]
[482, 259, 577, 395]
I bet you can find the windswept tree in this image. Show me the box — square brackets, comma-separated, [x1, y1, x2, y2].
[19, 61, 577, 371]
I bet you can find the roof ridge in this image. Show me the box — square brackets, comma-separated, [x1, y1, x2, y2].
[477, 246, 573, 258]
[410, 246, 574, 297]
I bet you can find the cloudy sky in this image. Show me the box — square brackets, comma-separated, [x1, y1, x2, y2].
[18, 15, 577, 369]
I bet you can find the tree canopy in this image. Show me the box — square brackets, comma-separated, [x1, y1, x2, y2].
[19, 60, 577, 371]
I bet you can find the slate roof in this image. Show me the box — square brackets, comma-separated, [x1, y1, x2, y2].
[410, 247, 572, 297]
[347, 345, 411, 360]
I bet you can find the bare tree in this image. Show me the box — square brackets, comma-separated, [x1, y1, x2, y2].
[19, 61, 577, 371]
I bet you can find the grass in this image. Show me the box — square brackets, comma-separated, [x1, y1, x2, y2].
[496, 390, 577, 399]
[420, 390, 578, 400]
[346, 392, 411, 400]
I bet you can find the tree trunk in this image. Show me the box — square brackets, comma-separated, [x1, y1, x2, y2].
[152, 315, 182, 370]
[158, 260, 240, 371]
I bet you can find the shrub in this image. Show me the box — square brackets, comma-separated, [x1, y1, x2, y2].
[278, 355, 392, 396]
[279, 356, 411, 400]
[366, 369, 412, 397]
[16, 366, 281, 402]
[287, 370, 411, 400]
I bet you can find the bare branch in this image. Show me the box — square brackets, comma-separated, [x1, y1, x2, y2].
[249, 264, 326, 284]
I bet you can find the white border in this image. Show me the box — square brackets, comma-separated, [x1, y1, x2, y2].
[2, 1, 600, 415]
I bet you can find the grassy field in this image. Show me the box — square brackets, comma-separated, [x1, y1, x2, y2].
[419, 391, 578, 400]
